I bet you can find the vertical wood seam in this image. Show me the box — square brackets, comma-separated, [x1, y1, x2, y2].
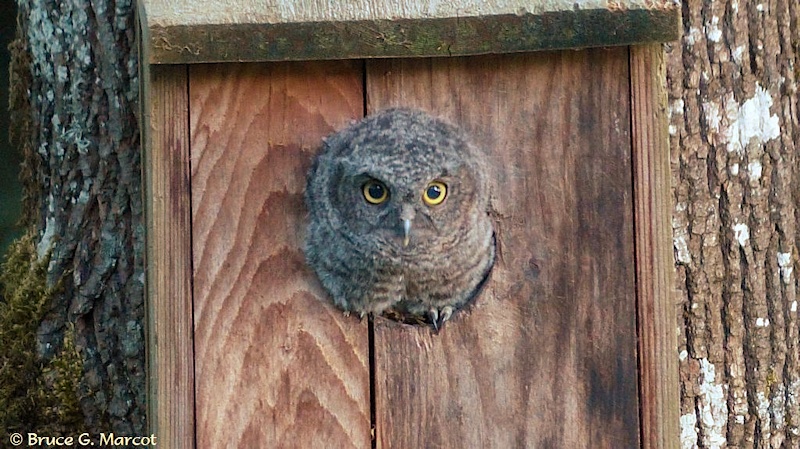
[630, 44, 680, 449]
[143, 63, 195, 449]
[186, 64, 197, 449]
[363, 59, 378, 449]
[629, 46, 647, 449]
[190, 62, 370, 447]
[368, 51, 641, 448]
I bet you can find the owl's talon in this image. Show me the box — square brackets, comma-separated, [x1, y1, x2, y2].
[429, 309, 440, 331]
[429, 306, 454, 332]
[440, 306, 453, 324]
[343, 310, 351, 317]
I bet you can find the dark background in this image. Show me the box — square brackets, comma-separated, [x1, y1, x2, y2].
[1, 0, 23, 254]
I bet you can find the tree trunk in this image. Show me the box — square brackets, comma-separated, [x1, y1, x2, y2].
[3, 0, 145, 435]
[668, 0, 800, 447]
[5, 0, 800, 445]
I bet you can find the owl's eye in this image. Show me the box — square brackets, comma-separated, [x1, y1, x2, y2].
[423, 181, 447, 206]
[363, 180, 389, 204]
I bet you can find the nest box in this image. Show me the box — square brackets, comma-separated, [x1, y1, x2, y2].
[138, 1, 680, 447]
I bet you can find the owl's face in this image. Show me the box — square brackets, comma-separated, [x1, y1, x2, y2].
[334, 155, 478, 254]
[305, 108, 495, 325]
[320, 111, 485, 258]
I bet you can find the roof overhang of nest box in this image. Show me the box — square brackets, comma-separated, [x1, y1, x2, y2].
[138, 0, 681, 64]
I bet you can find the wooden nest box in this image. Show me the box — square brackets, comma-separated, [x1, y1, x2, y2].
[138, 1, 680, 447]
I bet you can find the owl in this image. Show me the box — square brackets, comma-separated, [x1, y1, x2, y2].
[304, 108, 495, 330]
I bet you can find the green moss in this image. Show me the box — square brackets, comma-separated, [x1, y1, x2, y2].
[0, 233, 51, 431]
[37, 323, 84, 433]
[0, 233, 82, 433]
[2, 10, 85, 435]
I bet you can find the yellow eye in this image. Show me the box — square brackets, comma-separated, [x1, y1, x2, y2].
[422, 181, 447, 206]
[363, 180, 389, 204]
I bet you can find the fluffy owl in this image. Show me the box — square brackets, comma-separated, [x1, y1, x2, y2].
[304, 108, 495, 330]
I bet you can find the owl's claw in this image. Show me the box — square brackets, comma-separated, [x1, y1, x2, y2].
[429, 309, 439, 329]
[429, 306, 454, 332]
[440, 306, 453, 323]
[342, 310, 368, 322]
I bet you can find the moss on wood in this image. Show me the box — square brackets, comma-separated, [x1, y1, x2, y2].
[145, 8, 681, 64]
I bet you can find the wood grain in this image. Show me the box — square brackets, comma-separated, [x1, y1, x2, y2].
[189, 61, 370, 448]
[141, 64, 195, 449]
[367, 50, 640, 447]
[138, 0, 680, 63]
[630, 44, 679, 449]
[144, 0, 680, 25]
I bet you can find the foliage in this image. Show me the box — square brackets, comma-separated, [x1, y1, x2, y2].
[0, 233, 82, 433]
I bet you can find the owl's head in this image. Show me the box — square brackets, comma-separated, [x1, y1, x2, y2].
[307, 108, 488, 257]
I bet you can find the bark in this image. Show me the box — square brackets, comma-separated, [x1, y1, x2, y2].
[12, 0, 145, 434]
[668, 0, 800, 447]
[7, 0, 800, 443]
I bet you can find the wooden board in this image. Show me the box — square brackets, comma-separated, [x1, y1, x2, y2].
[138, 0, 680, 64]
[189, 61, 371, 448]
[367, 50, 640, 447]
[630, 44, 680, 449]
[141, 64, 195, 449]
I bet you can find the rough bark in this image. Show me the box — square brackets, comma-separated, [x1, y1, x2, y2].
[8, 0, 800, 444]
[668, 0, 800, 447]
[11, 0, 145, 434]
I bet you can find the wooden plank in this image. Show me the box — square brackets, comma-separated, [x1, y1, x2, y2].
[630, 44, 680, 449]
[367, 50, 640, 447]
[140, 63, 195, 449]
[189, 61, 371, 448]
[139, 0, 680, 64]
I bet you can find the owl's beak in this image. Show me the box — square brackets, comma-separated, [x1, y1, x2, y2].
[400, 204, 415, 247]
[403, 219, 411, 247]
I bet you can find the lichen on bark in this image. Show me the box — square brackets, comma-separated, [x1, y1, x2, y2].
[668, 0, 800, 447]
[4, 0, 146, 435]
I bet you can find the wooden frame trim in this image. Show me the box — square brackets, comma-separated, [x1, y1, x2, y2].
[144, 8, 679, 64]
[142, 63, 195, 449]
[630, 44, 680, 449]
[137, 43, 680, 448]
